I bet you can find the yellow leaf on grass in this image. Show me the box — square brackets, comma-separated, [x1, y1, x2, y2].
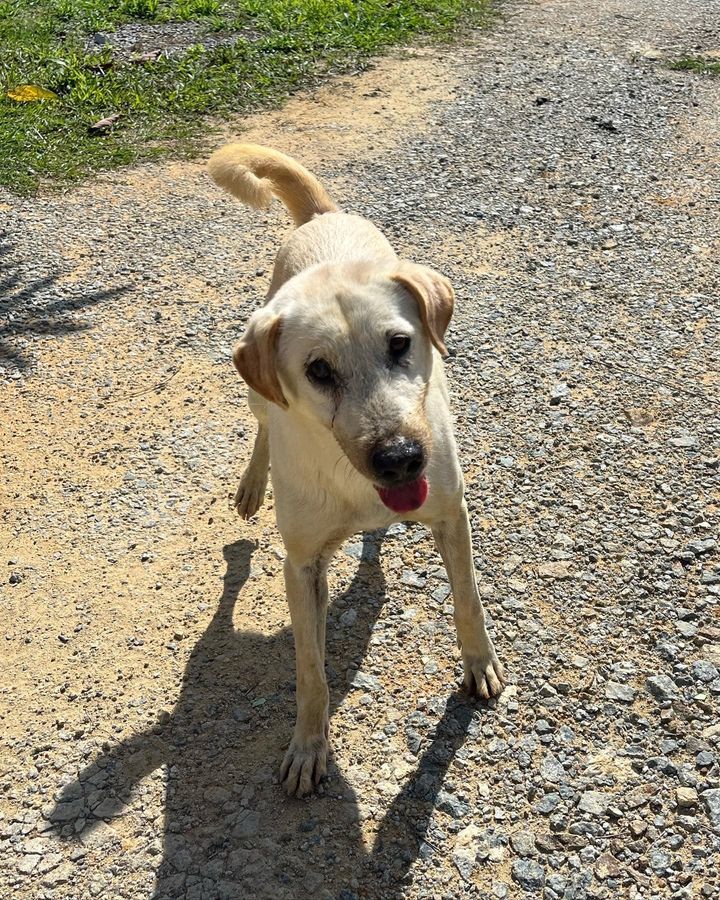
[7, 84, 59, 102]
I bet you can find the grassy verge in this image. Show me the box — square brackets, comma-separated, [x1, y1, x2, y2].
[0, 0, 492, 193]
[669, 55, 720, 76]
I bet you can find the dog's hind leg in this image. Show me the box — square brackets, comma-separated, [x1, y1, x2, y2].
[235, 389, 270, 519]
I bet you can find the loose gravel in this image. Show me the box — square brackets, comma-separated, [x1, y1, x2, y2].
[1, 0, 719, 898]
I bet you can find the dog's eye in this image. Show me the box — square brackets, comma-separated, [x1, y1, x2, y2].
[307, 358, 336, 387]
[389, 334, 411, 360]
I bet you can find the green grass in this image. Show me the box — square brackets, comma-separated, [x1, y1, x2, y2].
[0, 0, 493, 193]
[669, 55, 720, 76]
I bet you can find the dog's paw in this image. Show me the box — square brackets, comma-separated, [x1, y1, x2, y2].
[234, 472, 267, 519]
[461, 648, 506, 700]
[279, 733, 328, 798]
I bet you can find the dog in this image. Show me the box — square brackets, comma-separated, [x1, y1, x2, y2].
[207, 144, 505, 797]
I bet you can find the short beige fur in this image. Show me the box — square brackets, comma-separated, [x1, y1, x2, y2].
[208, 143, 505, 798]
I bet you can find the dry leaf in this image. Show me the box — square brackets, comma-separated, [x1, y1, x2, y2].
[623, 407, 655, 426]
[131, 50, 162, 64]
[89, 113, 121, 133]
[7, 84, 59, 102]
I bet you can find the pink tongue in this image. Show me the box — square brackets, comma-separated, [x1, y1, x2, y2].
[375, 476, 428, 513]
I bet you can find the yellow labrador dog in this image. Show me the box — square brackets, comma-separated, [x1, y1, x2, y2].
[208, 144, 505, 797]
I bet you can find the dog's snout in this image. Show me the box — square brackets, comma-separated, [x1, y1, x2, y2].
[371, 437, 425, 483]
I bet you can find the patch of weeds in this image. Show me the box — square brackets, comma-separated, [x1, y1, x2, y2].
[669, 55, 720, 76]
[0, 0, 495, 193]
[174, 0, 222, 20]
[119, 0, 161, 19]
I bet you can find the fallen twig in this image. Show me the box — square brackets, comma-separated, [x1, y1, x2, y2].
[103, 366, 181, 404]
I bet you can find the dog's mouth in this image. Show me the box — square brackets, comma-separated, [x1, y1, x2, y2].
[374, 475, 428, 513]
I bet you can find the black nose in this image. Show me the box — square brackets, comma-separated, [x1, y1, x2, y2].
[371, 437, 425, 483]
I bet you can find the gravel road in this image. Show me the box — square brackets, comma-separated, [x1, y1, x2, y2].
[1, 0, 719, 898]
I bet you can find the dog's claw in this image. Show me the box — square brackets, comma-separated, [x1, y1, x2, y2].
[280, 736, 328, 798]
[234, 473, 267, 519]
[463, 653, 506, 700]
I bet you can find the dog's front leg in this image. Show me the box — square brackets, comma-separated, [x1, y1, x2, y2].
[432, 502, 505, 699]
[279, 554, 331, 797]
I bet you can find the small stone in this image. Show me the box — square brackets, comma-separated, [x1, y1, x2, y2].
[422, 658, 438, 676]
[676, 787, 698, 809]
[232, 810, 259, 838]
[92, 797, 125, 819]
[350, 672, 381, 692]
[668, 433, 699, 449]
[693, 660, 719, 683]
[578, 791, 611, 816]
[80, 821, 119, 849]
[453, 825, 483, 880]
[537, 561, 573, 580]
[512, 859, 545, 891]
[696, 751, 715, 768]
[676, 621, 697, 639]
[549, 383, 569, 405]
[302, 872, 324, 893]
[21, 838, 54, 855]
[535, 833, 561, 853]
[437, 789, 470, 819]
[204, 786, 231, 804]
[687, 539, 717, 556]
[646, 675, 678, 700]
[547, 874, 568, 895]
[700, 789, 720, 826]
[594, 852, 621, 880]
[534, 793, 561, 815]
[343, 541, 364, 559]
[649, 848, 672, 874]
[17, 855, 40, 875]
[540, 753, 566, 783]
[510, 830, 536, 857]
[401, 569, 426, 588]
[339, 608, 357, 627]
[42, 862, 74, 887]
[47, 800, 84, 822]
[667, 833, 684, 851]
[700, 571, 720, 585]
[624, 406, 652, 424]
[625, 785, 655, 809]
[629, 819, 647, 838]
[605, 682, 636, 703]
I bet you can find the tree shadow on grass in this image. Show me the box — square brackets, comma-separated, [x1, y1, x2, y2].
[0, 233, 129, 372]
[49, 534, 480, 899]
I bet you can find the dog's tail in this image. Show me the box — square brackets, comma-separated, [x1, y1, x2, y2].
[207, 143, 338, 227]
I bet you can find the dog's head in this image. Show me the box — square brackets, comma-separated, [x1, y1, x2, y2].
[233, 261, 454, 512]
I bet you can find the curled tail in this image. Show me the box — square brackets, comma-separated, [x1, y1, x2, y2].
[207, 143, 338, 227]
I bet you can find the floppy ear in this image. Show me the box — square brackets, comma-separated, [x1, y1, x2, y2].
[391, 262, 455, 356]
[233, 311, 288, 408]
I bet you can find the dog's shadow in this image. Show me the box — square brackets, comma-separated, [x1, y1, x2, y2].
[50, 534, 478, 899]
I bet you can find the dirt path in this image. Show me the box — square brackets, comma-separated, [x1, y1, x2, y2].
[2, 1, 720, 898]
